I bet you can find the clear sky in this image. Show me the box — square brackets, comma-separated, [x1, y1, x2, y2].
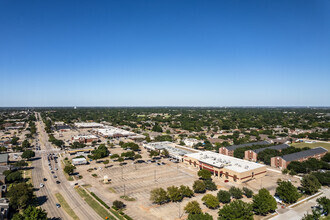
[1, 0, 329, 107]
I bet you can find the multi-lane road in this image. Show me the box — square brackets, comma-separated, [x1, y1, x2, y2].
[32, 113, 101, 220]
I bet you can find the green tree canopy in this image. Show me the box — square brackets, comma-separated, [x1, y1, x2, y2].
[301, 174, 321, 195]
[252, 188, 277, 215]
[202, 194, 219, 209]
[7, 182, 35, 210]
[150, 188, 169, 204]
[198, 169, 212, 180]
[276, 180, 300, 204]
[167, 186, 183, 202]
[184, 201, 202, 215]
[229, 186, 243, 199]
[64, 165, 76, 175]
[187, 213, 213, 220]
[179, 185, 194, 198]
[217, 190, 231, 204]
[21, 150, 35, 160]
[218, 200, 254, 220]
[193, 180, 206, 193]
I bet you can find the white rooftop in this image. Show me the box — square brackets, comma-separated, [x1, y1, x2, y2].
[73, 135, 98, 139]
[94, 126, 135, 137]
[74, 122, 104, 128]
[186, 151, 265, 173]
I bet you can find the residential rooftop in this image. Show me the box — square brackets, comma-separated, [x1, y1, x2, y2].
[281, 147, 328, 162]
[226, 140, 271, 151]
[253, 144, 290, 154]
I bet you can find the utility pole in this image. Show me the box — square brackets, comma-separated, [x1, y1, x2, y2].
[121, 167, 123, 180]
[124, 184, 126, 196]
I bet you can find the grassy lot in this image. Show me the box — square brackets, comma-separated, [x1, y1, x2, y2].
[291, 142, 330, 151]
[61, 160, 74, 181]
[55, 193, 80, 220]
[75, 187, 115, 220]
[24, 161, 33, 184]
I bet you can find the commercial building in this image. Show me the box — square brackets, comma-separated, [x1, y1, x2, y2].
[183, 138, 201, 147]
[72, 157, 87, 165]
[72, 135, 98, 144]
[93, 126, 135, 138]
[244, 144, 290, 161]
[271, 147, 328, 169]
[219, 141, 271, 157]
[143, 141, 196, 160]
[184, 151, 266, 183]
[74, 122, 104, 128]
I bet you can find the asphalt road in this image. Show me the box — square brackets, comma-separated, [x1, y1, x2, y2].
[31, 113, 101, 220]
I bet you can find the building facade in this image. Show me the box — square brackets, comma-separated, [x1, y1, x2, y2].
[271, 147, 328, 169]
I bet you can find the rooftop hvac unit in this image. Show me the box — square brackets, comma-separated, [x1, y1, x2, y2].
[245, 166, 249, 169]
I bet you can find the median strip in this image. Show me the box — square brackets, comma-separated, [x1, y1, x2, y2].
[55, 192, 80, 220]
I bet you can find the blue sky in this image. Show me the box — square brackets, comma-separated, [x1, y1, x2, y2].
[0, 0, 329, 107]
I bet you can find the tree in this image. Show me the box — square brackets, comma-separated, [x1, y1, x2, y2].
[193, 180, 206, 193]
[276, 180, 300, 204]
[64, 165, 76, 175]
[21, 150, 35, 160]
[103, 159, 109, 164]
[11, 137, 19, 145]
[149, 150, 159, 158]
[110, 154, 120, 159]
[322, 152, 330, 162]
[14, 160, 28, 168]
[301, 210, 321, 220]
[22, 140, 31, 149]
[112, 200, 125, 210]
[167, 186, 183, 202]
[198, 169, 212, 180]
[161, 149, 169, 157]
[150, 188, 169, 204]
[187, 213, 213, 220]
[184, 201, 202, 214]
[91, 144, 109, 160]
[13, 205, 48, 220]
[6, 171, 23, 183]
[204, 180, 217, 191]
[7, 182, 35, 210]
[229, 186, 243, 199]
[179, 185, 194, 198]
[316, 196, 330, 216]
[243, 187, 253, 198]
[301, 174, 321, 195]
[252, 188, 277, 215]
[202, 194, 219, 209]
[218, 200, 253, 220]
[152, 123, 163, 132]
[217, 190, 231, 204]
[134, 154, 142, 160]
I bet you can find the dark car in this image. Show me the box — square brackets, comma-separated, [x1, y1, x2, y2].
[56, 181, 61, 184]
[43, 178, 47, 181]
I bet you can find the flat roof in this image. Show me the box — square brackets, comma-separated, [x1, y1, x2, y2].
[74, 122, 104, 128]
[144, 142, 194, 157]
[94, 126, 135, 136]
[186, 151, 265, 173]
[0, 154, 8, 163]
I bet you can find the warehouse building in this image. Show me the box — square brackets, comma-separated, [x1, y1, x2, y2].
[143, 141, 196, 160]
[244, 144, 290, 161]
[271, 147, 328, 169]
[93, 126, 135, 138]
[74, 122, 104, 128]
[219, 141, 271, 157]
[184, 151, 266, 183]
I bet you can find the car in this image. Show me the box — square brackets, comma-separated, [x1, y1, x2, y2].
[53, 175, 57, 178]
[161, 162, 166, 165]
[43, 178, 47, 181]
[51, 171, 54, 174]
[40, 183, 44, 188]
[56, 181, 61, 184]
[56, 203, 61, 208]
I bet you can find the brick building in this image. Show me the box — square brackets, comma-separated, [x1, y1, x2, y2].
[244, 144, 290, 161]
[219, 141, 270, 157]
[271, 147, 328, 169]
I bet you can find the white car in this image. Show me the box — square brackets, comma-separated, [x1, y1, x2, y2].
[40, 183, 44, 188]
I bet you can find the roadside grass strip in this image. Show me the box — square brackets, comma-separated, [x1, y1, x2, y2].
[75, 187, 116, 220]
[55, 192, 80, 220]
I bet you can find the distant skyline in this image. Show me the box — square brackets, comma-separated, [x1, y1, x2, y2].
[1, 0, 330, 107]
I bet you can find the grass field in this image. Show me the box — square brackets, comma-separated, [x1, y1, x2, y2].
[291, 142, 330, 151]
[75, 187, 115, 220]
[55, 193, 80, 220]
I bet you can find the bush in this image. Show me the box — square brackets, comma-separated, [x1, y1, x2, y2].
[204, 180, 217, 191]
[229, 186, 243, 199]
[167, 186, 183, 202]
[217, 190, 231, 204]
[243, 187, 253, 198]
[179, 185, 194, 198]
[202, 194, 219, 209]
[112, 200, 125, 210]
[150, 188, 169, 204]
[184, 201, 202, 214]
[193, 180, 206, 193]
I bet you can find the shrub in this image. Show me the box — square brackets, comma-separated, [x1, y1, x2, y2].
[229, 186, 243, 199]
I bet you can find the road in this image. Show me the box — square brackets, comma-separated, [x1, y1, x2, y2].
[32, 112, 101, 220]
[270, 188, 330, 220]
